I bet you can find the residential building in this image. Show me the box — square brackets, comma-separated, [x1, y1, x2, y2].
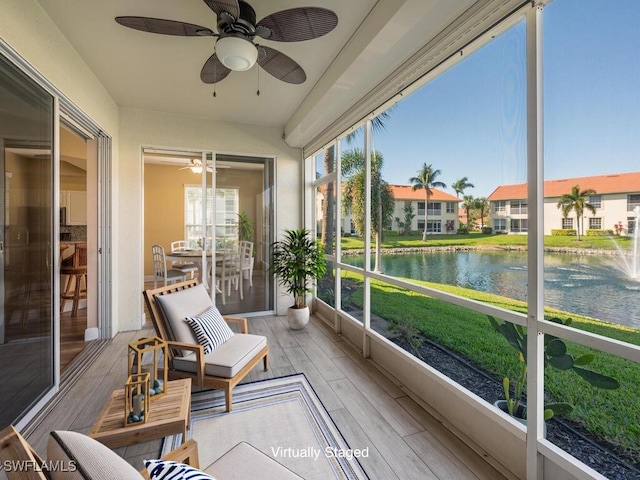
[487, 172, 640, 235]
[341, 185, 460, 235]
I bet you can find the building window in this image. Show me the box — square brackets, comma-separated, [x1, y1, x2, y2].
[427, 220, 442, 233]
[494, 218, 506, 231]
[417, 201, 425, 216]
[349, 220, 356, 235]
[510, 218, 528, 233]
[629, 217, 636, 235]
[417, 219, 425, 230]
[589, 217, 602, 230]
[562, 218, 573, 229]
[494, 201, 506, 213]
[446, 202, 455, 214]
[628, 194, 640, 211]
[427, 202, 441, 216]
[510, 200, 528, 215]
[589, 195, 601, 208]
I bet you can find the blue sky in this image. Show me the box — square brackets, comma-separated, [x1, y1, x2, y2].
[366, 0, 640, 198]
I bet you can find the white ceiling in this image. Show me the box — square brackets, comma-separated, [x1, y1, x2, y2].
[35, 0, 476, 147]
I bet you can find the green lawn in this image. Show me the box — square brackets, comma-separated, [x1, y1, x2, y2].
[340, 232, 632, 251]
[340, 272, 640, 458]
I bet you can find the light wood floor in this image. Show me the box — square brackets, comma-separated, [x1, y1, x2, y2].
[24, 315, 508, 480]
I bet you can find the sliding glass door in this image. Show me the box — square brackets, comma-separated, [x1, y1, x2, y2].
[0, 54, 55, 428]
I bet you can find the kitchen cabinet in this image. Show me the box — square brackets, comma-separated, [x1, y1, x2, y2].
[60, 190, 87, 225]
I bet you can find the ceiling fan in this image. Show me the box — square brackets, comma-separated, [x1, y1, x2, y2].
[115, 0, 338, 85]
[175, 158, 233, 174]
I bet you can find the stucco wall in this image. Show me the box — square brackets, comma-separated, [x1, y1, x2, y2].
[0, 0, 120, 331]
[0, 0, 303, 333]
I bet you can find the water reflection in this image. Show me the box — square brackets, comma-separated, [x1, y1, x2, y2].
[343, 251, 640, 328]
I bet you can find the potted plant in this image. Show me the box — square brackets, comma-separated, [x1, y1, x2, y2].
[237, 212, 255, 279]
[237, 212, 254, 243]
[488, 316, 619, 424]
[271, 228, 326, 329]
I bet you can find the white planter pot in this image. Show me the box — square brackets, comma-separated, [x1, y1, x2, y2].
[287, 306, 310, 330]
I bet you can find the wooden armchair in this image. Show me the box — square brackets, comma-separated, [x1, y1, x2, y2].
[0, 425, 198, 479]
[143, 280, 269, 412]
[0, 426, 301, 480]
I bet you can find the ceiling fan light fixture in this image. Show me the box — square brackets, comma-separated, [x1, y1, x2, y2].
[215, 36, 257, 71]
[190, 165, 203, 174]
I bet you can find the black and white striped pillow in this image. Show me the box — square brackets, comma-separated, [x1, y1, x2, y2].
[184, 306, 234, 354]
[144, 459, 216, 479]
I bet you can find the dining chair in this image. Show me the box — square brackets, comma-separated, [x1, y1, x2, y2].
[214, 251, 242, 305]
[239, 240, 254, 287]
[169, 240, 198, 279]
[152, 244, 187, 288]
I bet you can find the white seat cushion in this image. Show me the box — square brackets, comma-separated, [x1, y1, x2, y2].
[173, 334, 266, 378]
[156, 284, 213, 354]
[47, 430, 142, 480]
[205, 442, 303, 480]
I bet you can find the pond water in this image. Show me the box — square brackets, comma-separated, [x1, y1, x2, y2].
[343, 251, 640, 329]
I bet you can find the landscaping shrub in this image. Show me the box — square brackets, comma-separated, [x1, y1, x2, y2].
[457, 226, 469, 234]
[482, 227, 493, 234]
[586, 229, 614, 236]
[552, 229, 577, 236]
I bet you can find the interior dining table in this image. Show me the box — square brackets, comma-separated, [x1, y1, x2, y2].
[165, 250, 225, 293]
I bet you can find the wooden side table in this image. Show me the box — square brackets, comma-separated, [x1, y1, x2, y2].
[89, 378, 191, 449]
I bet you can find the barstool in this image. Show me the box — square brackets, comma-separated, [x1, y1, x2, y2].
[60, 243, 88, 317]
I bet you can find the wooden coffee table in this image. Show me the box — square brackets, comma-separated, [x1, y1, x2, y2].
[89, 378, 191, 448]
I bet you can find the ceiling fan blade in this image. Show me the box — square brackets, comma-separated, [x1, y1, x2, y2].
[202, 0, 240, 19]
[200, 53, 232, 84]
[115, 17, 214, 36]
[256, 8, 338, 42]
[257, 46, 306, 84]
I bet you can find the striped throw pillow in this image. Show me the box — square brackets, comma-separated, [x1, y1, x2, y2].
[184, 306, 234, 354]
[144, 459, 216, 480]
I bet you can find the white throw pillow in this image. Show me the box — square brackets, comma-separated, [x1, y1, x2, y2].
[144, 459, 216, 480]
[185, 306, 234, 354]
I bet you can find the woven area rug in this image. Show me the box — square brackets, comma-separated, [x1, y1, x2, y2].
[162, 374, 369, 480]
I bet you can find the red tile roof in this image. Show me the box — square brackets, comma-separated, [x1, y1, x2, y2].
[487, 172, 640, 201]
[389, 184, 460, 201]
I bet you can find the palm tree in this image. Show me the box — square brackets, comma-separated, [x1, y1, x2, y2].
[320, 111, 393, 264]
[342, 148, 395, 272]
[461, 195, 475, 230]
[556, 185, 597, 240]
[342, 149, 395, 238]
[452, 176, 475, 198]
[474, 197, 488, 230]
[409, 163, 447, 241]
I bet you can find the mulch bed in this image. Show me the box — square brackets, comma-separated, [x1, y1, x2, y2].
[391, 334, 640, 480]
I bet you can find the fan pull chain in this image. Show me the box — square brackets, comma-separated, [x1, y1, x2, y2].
[257, 65, 260, 96]
[212, 84, 217, 98]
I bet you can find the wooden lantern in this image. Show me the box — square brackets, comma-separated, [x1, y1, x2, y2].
[124, 373, 150, 426]
[127, 337, 168, 400]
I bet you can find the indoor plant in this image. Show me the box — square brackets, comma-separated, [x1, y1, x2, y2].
[237, 212, 255, 278]
[237, 212, 254, 243]
[271, 228, 326, 329]
[488, 316, 620, 422]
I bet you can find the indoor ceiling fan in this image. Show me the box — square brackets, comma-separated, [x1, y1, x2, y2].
[115, 0, 338, 85]
[177, 158, 212, 173]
